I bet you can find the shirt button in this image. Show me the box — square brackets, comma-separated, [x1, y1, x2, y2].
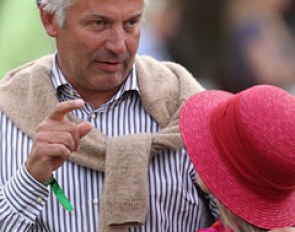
[90, 113, 97, 119]
[36, 197, 43, 203]
[92, 198, 99, 205]
[69, 90, 75, 96]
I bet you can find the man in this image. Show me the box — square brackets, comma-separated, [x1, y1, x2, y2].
[0, 0, 217, 231]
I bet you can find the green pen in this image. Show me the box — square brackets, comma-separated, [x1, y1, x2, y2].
[45, 176, 74, 211]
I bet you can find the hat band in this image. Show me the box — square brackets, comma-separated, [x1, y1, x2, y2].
[209, 94, 292, 199]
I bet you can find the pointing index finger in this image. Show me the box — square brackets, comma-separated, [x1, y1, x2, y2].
[48, 99, 85, 121]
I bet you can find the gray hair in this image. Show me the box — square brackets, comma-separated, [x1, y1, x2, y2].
[38, 0, 149, 27]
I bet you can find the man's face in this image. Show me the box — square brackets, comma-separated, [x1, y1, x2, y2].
[44, 0, 143, 101]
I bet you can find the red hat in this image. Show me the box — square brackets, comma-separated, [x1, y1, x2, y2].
[180, 85, 295, 229]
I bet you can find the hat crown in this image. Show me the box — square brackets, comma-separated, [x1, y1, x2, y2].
[237, 85, 295, 190]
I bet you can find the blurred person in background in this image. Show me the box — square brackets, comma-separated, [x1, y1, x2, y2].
[166, 0, 224, 90]
[0, 0, 54, 78]
[137, 0, 183, 61]
[218, 0, 295, 93]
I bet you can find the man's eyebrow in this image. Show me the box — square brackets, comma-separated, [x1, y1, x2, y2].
[129, 13, 143, 19]
[83, 13, 108, 20]
[123, 14, 143, 23]
[83, 13, 143, 21]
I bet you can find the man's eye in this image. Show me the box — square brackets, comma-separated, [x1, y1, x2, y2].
[127, 19, 137, 26]
[128, 20, 137, 26]
[88, 20, 107, 28]
[125, 19, 140, 31]
[93, 20, 105, 26]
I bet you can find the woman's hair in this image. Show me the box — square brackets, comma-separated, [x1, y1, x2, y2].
[193, 170, 267, 231]
[39, 0, 149, 27]
[215, 198, 267, 232]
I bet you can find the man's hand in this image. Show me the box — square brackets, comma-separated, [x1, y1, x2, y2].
[26, 99, 92, 183]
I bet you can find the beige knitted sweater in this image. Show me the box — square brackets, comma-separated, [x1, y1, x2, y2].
[0, 55, 204, 232]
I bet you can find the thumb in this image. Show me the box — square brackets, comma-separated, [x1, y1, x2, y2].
[78, 122, 93, 138]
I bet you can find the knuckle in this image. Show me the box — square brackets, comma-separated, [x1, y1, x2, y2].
[64, 132, 76, 150]
[66, 123, 79, 137]
[33, 134, 45, 144]
[36, 121, 48, 132]
[59, 145, 71, 157]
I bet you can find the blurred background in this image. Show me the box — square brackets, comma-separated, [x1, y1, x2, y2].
[1, 0, 295, 94]
[0, 0, 55, 78]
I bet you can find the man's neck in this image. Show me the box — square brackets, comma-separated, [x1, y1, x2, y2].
[77, 87, 120, 108]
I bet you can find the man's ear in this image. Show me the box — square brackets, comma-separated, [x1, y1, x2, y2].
[39, 8, 58, 37]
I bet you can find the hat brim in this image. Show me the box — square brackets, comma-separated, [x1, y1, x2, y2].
[180, 90, 295, 229]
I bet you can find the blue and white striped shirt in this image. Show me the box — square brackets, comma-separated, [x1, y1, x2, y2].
[0, 55, 216, 231]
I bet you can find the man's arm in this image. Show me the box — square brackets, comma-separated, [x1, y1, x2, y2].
[0, 99, 92, 230]
[0, 165, 49, 231]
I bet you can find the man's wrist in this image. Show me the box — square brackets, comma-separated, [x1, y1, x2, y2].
[42, 175, 54, 186]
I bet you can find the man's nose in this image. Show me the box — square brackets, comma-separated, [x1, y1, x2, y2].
[105, 26, 126, 55]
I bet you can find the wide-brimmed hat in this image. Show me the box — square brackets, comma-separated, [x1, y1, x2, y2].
[180, 85, 295, 229]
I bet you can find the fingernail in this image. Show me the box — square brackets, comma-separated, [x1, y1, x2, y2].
[75, 99, 85, 107]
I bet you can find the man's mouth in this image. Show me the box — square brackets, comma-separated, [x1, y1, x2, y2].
[93, 61, 122, 72]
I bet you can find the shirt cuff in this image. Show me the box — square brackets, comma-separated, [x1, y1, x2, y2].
[3, 164, 49, 222]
